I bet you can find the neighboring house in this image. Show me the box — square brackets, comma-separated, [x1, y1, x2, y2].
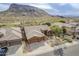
[0, 25, 50, 47]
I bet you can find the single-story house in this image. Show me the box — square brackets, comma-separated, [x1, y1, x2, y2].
[0, 25, 50, 47]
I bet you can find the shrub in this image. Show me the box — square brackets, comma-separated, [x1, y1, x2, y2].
[58, 20, 66, 23]
[50, 25, 63, 36]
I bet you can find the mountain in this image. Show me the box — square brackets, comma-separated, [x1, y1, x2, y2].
[0, 3, 50, 23]
[0, 3, 49, 17]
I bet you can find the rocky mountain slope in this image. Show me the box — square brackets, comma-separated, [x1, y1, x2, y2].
[0, 3, 50, 23]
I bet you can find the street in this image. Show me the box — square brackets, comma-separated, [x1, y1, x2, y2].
[38, 42, 79, 56]
[7, 40, 79, 56]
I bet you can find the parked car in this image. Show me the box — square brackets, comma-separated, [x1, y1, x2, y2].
[0, 47, 8, 56]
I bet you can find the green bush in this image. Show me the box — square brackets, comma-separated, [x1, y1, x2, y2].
[50, 25, 63, 36]
[58, 20, 66, 23]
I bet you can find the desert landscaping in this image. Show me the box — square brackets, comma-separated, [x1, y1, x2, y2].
[0, 3, 79, 56]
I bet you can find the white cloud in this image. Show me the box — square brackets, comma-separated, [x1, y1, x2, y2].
[58, 3, 66, 6]
[27, 3, 52, 9]
[0, 4, 10, 11]
[26, 3, 59, 14]
[70, 4, 79, 9]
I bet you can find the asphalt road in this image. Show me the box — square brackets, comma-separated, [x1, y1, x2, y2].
[38, 43, 79, 56]
[64, 44, 79, 56]
[6, 42, 79, 56]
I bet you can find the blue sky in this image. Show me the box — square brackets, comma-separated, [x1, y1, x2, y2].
[0, 3, 79, 16]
